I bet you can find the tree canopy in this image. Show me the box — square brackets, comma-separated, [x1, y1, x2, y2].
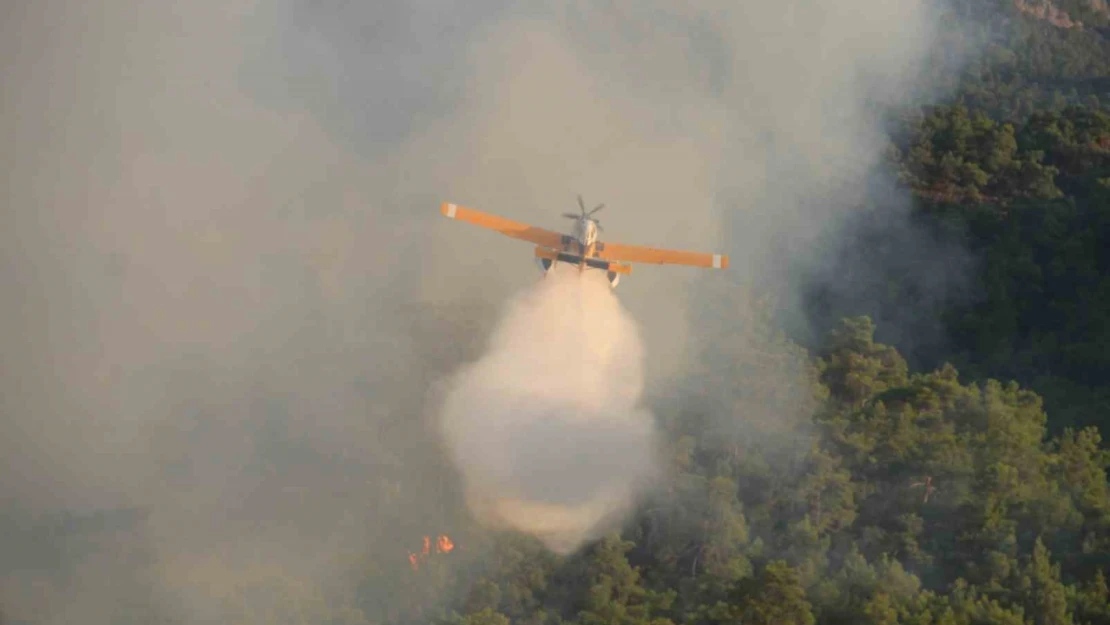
[362, 318, 1110, 625]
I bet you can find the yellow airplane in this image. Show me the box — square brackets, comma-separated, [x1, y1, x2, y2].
[440, 196, 729, 288]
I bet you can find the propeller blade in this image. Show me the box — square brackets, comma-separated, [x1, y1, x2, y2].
[577, 194, 586, 214]
[562, 212, 580, 219]
[588, 203, 605, 215]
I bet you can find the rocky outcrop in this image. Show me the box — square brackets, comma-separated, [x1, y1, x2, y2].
[1014, 0, 1082, 27]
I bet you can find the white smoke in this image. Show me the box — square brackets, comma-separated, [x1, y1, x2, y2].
[437, 265, 657, 554]
[0, 0, 973, 620]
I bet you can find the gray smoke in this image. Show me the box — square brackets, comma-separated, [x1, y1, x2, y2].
[0, 0, 970, 622]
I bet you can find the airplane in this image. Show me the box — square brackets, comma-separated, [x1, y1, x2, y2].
[439, 195, 729, 288]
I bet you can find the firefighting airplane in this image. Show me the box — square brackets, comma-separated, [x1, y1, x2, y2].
[440, 196, 729, 288]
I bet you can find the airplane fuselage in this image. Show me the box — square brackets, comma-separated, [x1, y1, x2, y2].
[570, 217, 600, 269]
[534, 217, 620, 286]
[573, 216, 599, 249]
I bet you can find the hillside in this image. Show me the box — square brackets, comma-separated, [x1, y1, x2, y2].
[355, 319, 1110, 625]
[928, 0, 1110, 119]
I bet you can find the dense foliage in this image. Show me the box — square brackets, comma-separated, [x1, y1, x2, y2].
[930, 0, 1110, 119]
[886, 104, 1110, 434]
[361, 318, 1110, 625]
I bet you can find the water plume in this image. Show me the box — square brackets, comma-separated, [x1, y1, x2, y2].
[437, 265, 657, 554]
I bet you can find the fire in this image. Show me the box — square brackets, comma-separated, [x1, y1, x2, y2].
[436, 534, 455, 553]
[406, 533, 455, 570]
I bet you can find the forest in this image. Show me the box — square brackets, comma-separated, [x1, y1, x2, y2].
[366, 312, 1110, 625]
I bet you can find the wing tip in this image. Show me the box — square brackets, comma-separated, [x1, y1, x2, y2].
[440, 202, 458, 218]
[713, 254, 729, 269]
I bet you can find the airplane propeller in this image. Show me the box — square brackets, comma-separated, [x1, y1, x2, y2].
[564, 194, 605, 228]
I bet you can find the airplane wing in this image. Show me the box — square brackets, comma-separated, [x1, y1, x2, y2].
[441, 202, 567, 249]
[595, 241, 729, 269]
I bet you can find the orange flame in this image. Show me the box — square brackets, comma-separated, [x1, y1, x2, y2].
[407, 534, 455, 569]
[436, 534, 455, 553]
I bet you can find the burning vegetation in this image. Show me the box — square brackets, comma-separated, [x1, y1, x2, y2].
[408, 534, 455, 571]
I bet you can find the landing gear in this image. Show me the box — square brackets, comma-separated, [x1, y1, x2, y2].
[536, 256, 555, 277]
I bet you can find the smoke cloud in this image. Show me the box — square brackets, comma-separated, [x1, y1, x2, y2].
[438, 266, 657, 554]
[0, 0, 973, 622]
